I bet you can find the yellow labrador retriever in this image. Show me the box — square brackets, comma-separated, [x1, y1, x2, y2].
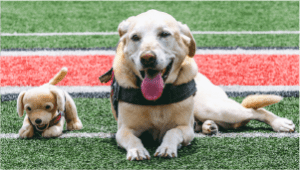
[100, 10, 295, 161]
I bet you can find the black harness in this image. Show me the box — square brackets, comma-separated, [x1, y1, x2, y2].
[111, 76, 197, 118]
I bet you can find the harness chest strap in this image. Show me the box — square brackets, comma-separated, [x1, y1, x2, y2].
[111, 77, 197, 118]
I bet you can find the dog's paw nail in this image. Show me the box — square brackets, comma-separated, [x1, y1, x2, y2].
[155, 145, 177, 158]
[127, 147, 150, 161]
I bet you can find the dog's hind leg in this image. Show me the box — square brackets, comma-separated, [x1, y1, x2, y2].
[241, 95, 295, 132]
[250, 108, 295, 132]
[194, 119, 219, 135]
[64, 92, 83, 131]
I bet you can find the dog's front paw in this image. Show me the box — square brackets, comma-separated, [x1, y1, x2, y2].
[271, 117, 295, 132]
[67, 118, 83, 131]
[42, 126, 63, 138]
[19, 125, 34, 138]
[154, 144, 178, 158]
[202, 120, 218, 135]
[126, 147, 150, 161]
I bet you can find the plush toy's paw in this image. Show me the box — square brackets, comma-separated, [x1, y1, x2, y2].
[126, 147, 151, 161]
[271, 117, 295, 132]
[42, 126, 63, 138]
[67, 118, 83, 131]
[202, 120, 218, 135]
[19, 125, 34, 138]
[154, 144, 178, 158]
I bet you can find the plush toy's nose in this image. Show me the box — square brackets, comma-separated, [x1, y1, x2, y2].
[35, 118, 42, 124]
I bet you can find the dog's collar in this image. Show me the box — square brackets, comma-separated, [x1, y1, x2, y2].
[111, 74, 197, 118]
[49, 111, 65, 126]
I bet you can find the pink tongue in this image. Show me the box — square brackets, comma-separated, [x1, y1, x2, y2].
[141, 73, 164, 101]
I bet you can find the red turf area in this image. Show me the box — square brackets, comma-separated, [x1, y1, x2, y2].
[1, 54, 298, 86]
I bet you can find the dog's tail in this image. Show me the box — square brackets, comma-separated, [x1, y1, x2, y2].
[49, 67, 68, 85]
[241, 95, 283, 109]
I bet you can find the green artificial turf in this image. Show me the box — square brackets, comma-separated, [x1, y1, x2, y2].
[1, 34, 298, 49]
[1, 137, 298, 169]
[1, 1, 298, 33]
[1, 97, 298, 134]
[1, 1, 299, 49]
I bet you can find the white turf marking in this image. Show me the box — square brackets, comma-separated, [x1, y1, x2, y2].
[1, 50, 116, 56]
[1, 86, 110, 94]
[191, 31, 300, 35]
[1, 31, 300, 36]
[1, 32, 119, 36]
[1, 49, 299, 57]
[1, 86, 298, 95]
[0, 132, 299, 139]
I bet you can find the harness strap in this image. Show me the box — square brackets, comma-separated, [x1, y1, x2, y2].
[111, 77, 197, 118]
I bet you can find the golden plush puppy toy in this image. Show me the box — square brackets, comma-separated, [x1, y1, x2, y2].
[17, 67, 83, 138]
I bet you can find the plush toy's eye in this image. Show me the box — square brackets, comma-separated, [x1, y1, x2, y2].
[27, 107, 31, 111]
[46, 105, 51, 109]
[131, 34, 140, 41]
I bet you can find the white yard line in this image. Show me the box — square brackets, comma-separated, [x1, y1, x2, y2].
[0, 86, 111, 94]
[191, 31, 300, 35]
[1, 31, 300, 36]
[1, 50, 117, 56]
[1, 86, 298, 95]
[1, 49, 299, 56]
[0, 132, 298, 139]
[1, 32, 119, 36]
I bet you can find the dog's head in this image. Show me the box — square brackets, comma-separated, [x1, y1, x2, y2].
[113, 10, 197, 101]
[17, 86, 65, 132]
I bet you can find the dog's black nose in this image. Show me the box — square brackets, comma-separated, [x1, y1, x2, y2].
[140, 51, 157, 68]
[35, 119, 42, 124]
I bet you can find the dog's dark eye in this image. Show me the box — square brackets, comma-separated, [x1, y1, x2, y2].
[160, 32, 171, 38]
[46, 105, 51, 109]
[131, 34, 140, 41]
[27, 107, 31, 111]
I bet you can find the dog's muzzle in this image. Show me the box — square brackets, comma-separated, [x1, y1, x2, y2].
[140, 51, 157, 68]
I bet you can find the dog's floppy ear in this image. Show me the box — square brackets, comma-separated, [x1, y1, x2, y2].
[50, 88, 65, 112]
[17, 91, 26, 117]
[118, 16, 136, 44]
[118, 16, 135, 37]
[178, 22, 196, 58]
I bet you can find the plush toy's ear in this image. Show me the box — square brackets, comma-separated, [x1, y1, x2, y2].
[17, 91, 26, 117]
[178, 22, 196, 58]
[50, 88, 65, 112]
